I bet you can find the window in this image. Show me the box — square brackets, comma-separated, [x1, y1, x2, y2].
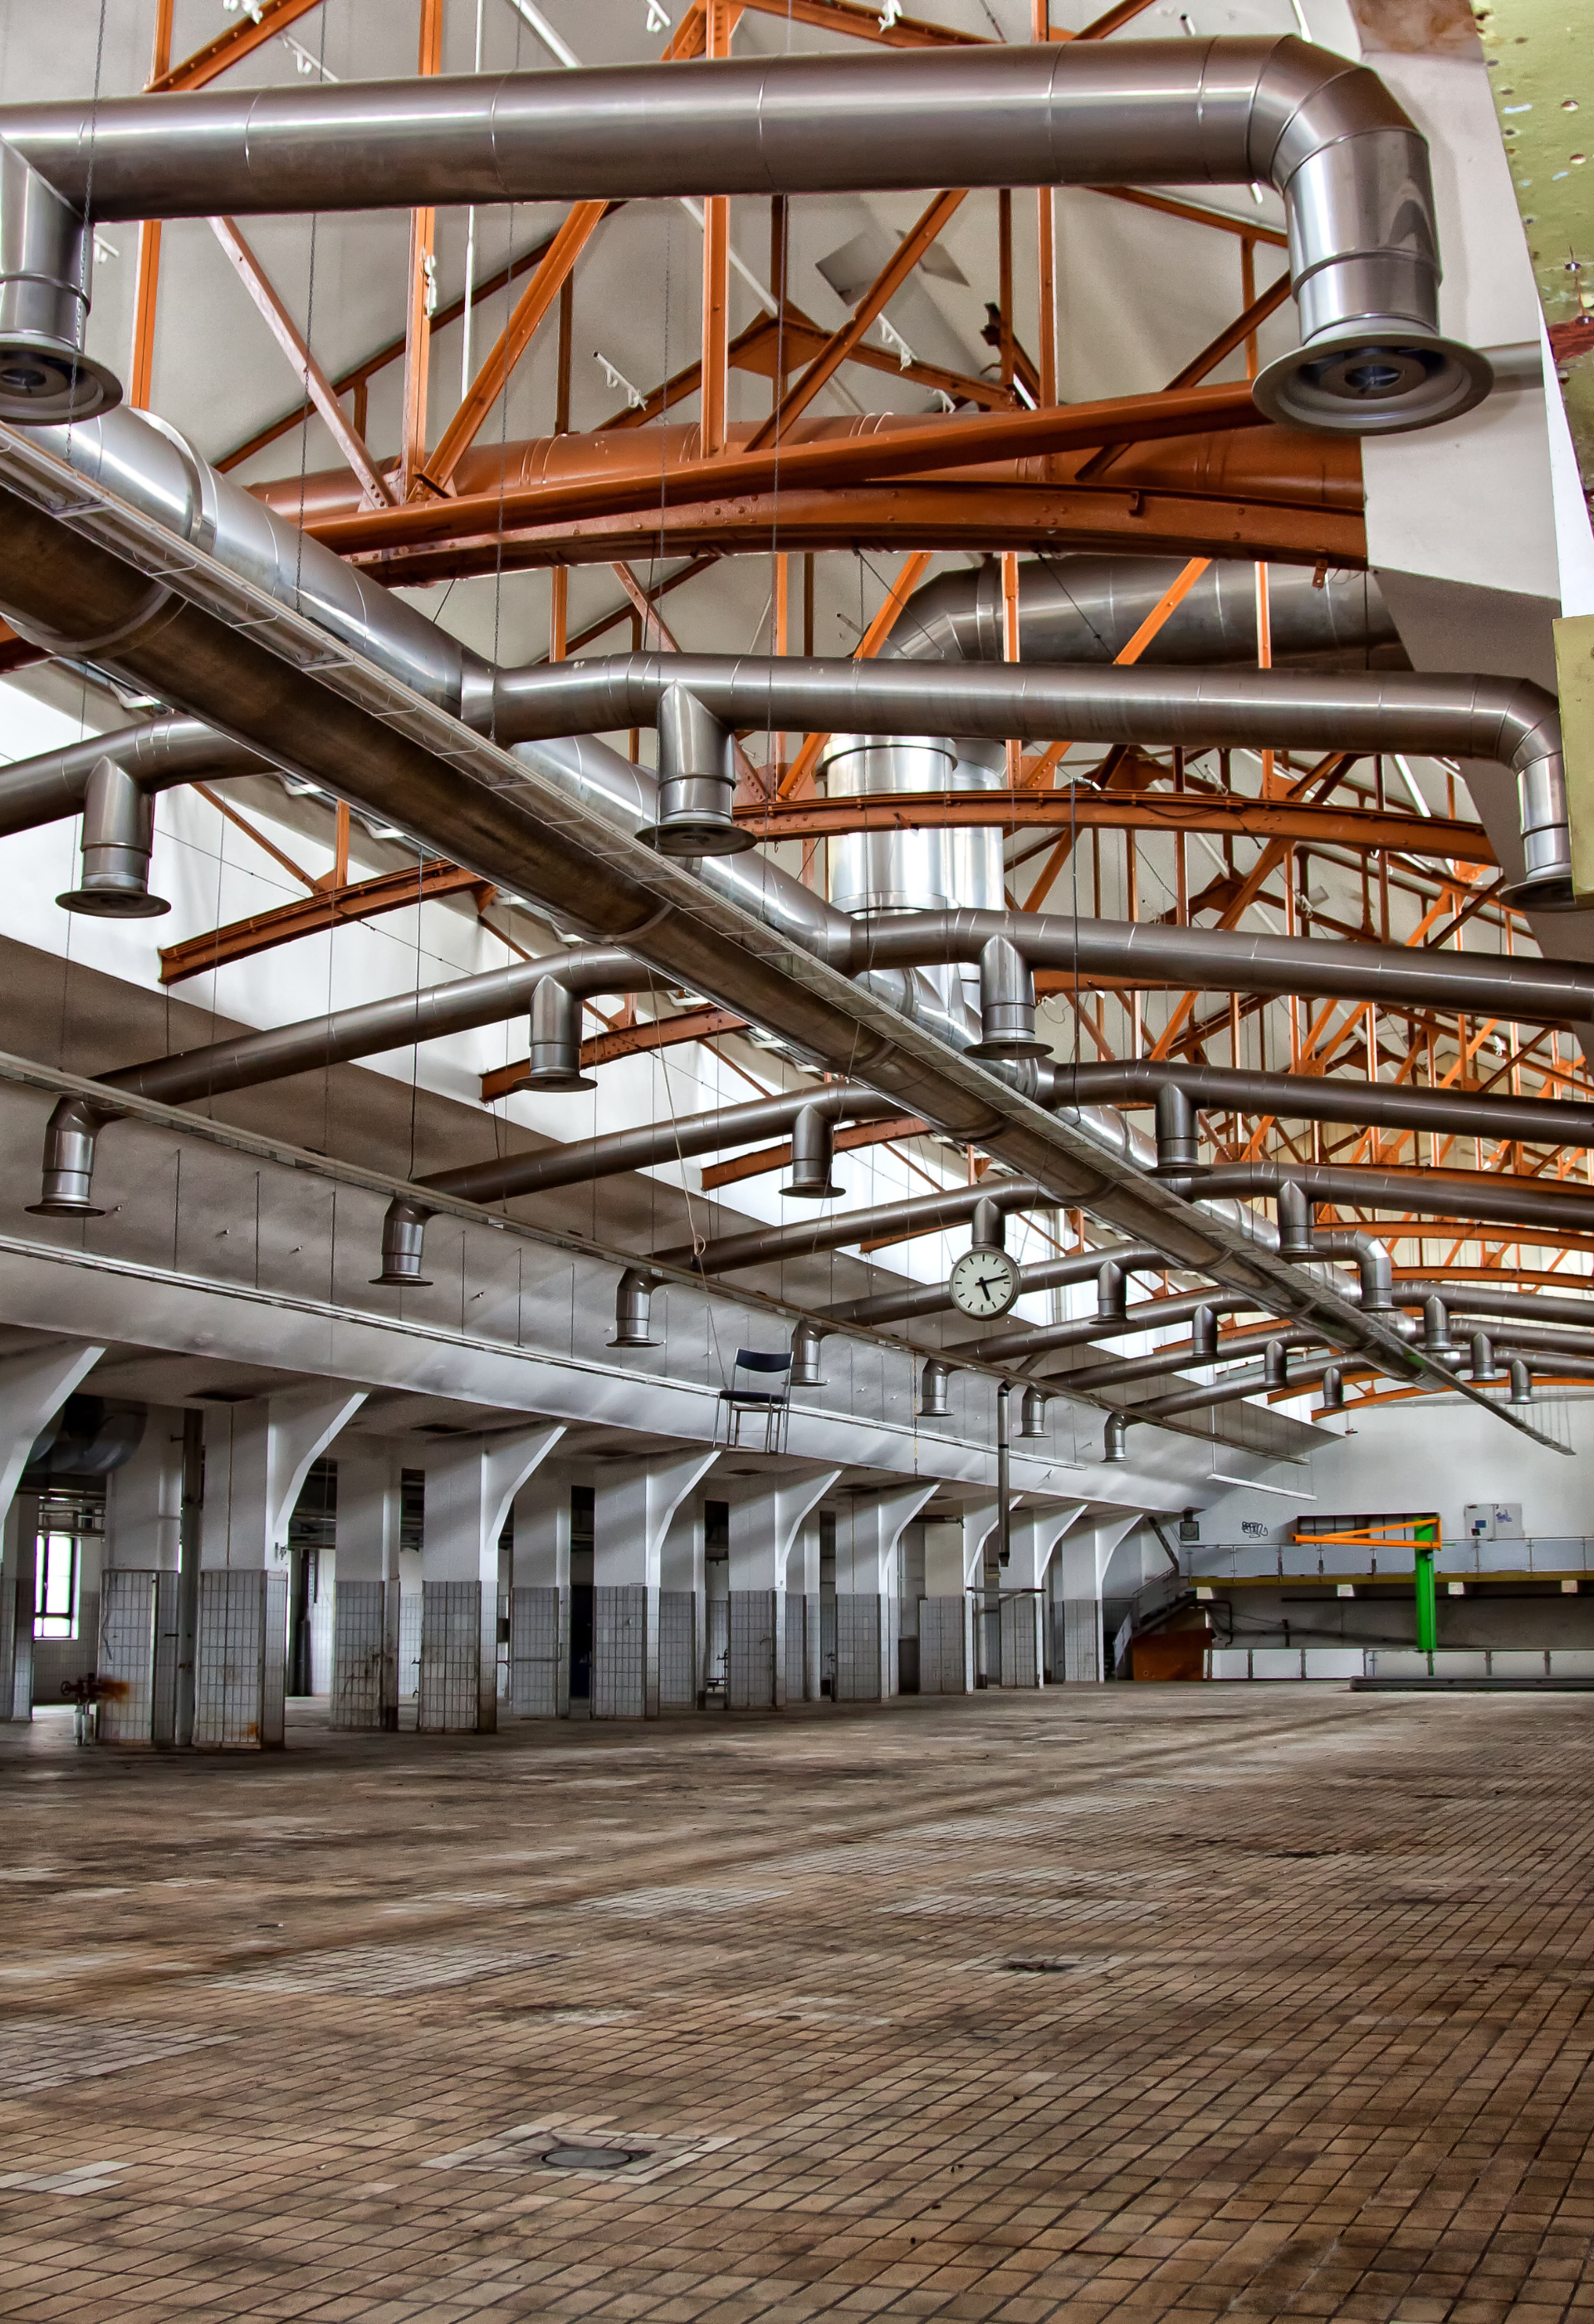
[34, 1532, 78, 1640]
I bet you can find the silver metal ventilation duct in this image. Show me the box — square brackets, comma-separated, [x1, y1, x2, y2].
[1032, 1312, 1284, 1394]
[818, 560, 1399, 965]
[1177, 1162, 1594, 1240]
[821, 1241, 1171, 1328]
[27, 946, 653, 1215]
[965, 1287, 1258, 1366]
[650, 1180, 1050, 1279]
[371, 1084, 904, 1285]
[1395, 1282, 1594, 1332]
[496, 658, 1568, 908]
[886, 559, 1399, 669]
[0, 39, 1487, 435]
[1048, 1059, 1594, 1157]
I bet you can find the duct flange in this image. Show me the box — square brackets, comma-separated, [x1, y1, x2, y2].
[642, 684, 752, 858]
[55, 754, 169, 918]
[370, 1199, 434, 1288]
[1254, 326, 1492, 438]
[609, 1267, 663, 1348]
[0, 144, 120, 425]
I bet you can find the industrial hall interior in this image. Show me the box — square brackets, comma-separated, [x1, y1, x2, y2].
[3, 0, 1594, 2316]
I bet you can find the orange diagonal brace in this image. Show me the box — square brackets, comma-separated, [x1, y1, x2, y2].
[746, 190, 967, 453]
[1021, 555, 1213, 801]
[423, 202, 609, 495]
[149, 0, 323, 92]
[777, 550, 933, 801]
[1148, 755, 1353, 1060]
[210, 218, 394, 508]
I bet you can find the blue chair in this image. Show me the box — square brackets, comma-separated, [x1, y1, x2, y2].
[717, 1348, 792, 1453]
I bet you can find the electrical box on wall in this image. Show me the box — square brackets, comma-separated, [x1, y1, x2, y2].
[1464, 1502, 1524, 1541]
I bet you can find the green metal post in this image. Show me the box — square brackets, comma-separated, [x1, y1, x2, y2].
[1414, 1546, 1437, 1657]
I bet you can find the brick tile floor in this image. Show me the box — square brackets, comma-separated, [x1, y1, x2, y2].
[2, 1688, 1592, 2319]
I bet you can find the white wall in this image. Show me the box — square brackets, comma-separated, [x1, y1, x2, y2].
[1198, 1392, 1590, 1545]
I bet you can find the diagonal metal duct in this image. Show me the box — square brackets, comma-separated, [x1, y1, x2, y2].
[0, 40, 1488, 435]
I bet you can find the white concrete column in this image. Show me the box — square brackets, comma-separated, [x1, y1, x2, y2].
[0, 1338, 105, 1723]
[592, 1450, 719, 1719]
[724, 1468, 839, 1710]
[834, 1482, 936, 1702]
[919, 1497, 993, 1696]
[1000, 1503, 1084, 1689]
[330, 1440, 400, 1730]
[508, 1463, 570, 1718]
[105, 1410, 183, 1570]
[192, 1387, 366, 1749]
[418, 1425, 565, 1733]
[1054, 1514, 1140, 1683]
[658, 1492, 705, 1711]
[97, 1411, 183, 1744]
[788, 1509, 826, 1705]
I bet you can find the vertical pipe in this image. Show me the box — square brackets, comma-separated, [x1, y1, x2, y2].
[996, 1381, 1011, 1578]
[997, 189, 1014, 389]
[174, 1405, 203, 1749]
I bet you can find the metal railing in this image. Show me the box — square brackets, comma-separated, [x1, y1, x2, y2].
[1186, 1537, 1594, 1581]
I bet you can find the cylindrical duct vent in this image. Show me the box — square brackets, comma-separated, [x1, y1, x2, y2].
[56, 755, 169, 917]
[524, 976, 597, 1092]
[820, 735, 1005, 919]
[647, 683, 751, 856]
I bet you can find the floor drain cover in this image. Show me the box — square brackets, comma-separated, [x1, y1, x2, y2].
[543, 2145, 645, 2170]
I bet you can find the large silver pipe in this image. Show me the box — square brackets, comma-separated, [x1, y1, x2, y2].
[1049, 1059, 1594, 1154]
[27, 946, 651, 1214]
[1033, 1311, 1287, 1392]
[1181, 1162, 1594, 1239]
[371, 1084, 908, 1287]
[0, 41, 1487, 435]
[891, 912, 1594, 1029]
[1126, 1332, 1327, 1418]
[1396, 1282, 1594, 1332]
[651, 1180, 1050, 1279]
[966, 1287, 1256, 1365]
[495, 658, 1568, 907]
[821, 1240, 1171, 1328]
[886, 558, 1399, 668]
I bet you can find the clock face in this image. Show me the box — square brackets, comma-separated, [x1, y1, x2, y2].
[949, 1245, 1020, 1319]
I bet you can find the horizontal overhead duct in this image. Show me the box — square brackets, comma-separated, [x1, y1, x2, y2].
[494, 658, 1568, 906]
[0, 40, 1486, 435]
[1049, 1059, 1594, 1157]
[371, 1086, 905, 1285]
[27, 946, 656, 1216]
[1180, 1162, 1594, 1240]
[885, 559, 1399, 668]
[821, 1241, 1173, 1328]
